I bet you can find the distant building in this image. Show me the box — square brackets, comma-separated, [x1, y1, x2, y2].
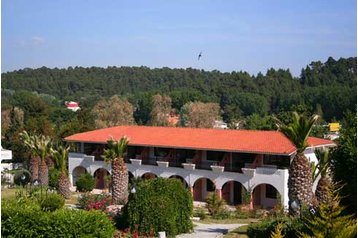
[213, 120, 228, 129]
[65, 101, 80, 112]
[325, 122, 340, 140]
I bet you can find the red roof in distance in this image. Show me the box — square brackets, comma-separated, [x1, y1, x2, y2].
[64, 126, 335, 155]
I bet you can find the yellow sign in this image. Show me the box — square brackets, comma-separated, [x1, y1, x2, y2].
[329, 123, 340, 132]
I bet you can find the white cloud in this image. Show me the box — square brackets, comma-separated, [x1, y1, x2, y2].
[31, 36, 46, 46]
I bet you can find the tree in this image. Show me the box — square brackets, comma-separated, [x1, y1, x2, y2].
[52, 144, 71, 199]
[180, 102, 221, 128]
[313, 149, 332, 204]
[35, 135, 53, 186]
[275, 112, 318, 216]
[299, 187, 357, 238]
[149, 94, 172, 126]
[102, 136, 129, 204]
[92, 96, 135, 129]
[20, 131, 40, 182]
[330, 111, 357, 214]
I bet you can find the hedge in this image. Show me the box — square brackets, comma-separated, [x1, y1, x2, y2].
[247, 216, 305, 238]
[1, 200, 115, 238]
[121, 177, 193, 236]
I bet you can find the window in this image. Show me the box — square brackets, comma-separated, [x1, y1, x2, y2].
[264, 155, 290, 169]
[207, 151, 225, 162]
[265, 184, 277, 199]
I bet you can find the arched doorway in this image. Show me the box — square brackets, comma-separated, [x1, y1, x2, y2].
[169, 175, 188, 188]
[193, 177, 215, 202]
[252, 183, 280, 209]
[142, 172, 157, 180]
[72, 166, 87, 186]
[222, 181, 246, 205]
[94, 168, 110, 189]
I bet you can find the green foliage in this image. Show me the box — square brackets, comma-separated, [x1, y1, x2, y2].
[274, 112, 318, 153]
[121, 177, 193, 236]
[299, 189, 357, 238]
[40, 193, 65, 211]
[247, 216, 305, 238]
[48, 167, 60, 189]
[330, 111, 357, 214]
[13, 169, 31, 186]
[102, 136, 130, 163]
[311, 149, 330, 182]
[1, 199, 115, 238]
[270, 222, 284, 238]
[205, 192, 227, 216]
[75, 173, 95, 192]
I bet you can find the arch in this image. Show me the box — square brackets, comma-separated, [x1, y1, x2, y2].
[169, 175, 188, 188]
[192, 177, 215, 202]
[252, 183, 281, 209]
[142, 172, 157, 180]
[94, 168, 110, 189]
[221, 180, 247, 205]
[72, 166, 87, 185]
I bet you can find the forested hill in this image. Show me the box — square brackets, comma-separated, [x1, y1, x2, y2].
[2, 56, 356, 121]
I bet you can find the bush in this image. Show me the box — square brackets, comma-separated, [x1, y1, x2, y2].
[14, 169, 31, 187]
[121, 177, 193, 236]
[205, 192, 227, 216]
[75, 173, 95, 192]
[247, 216, 305, 238]
[48, 168, 60, 189]
[1, 200, 115, 238]
[41, 193, 65, 211]
[77, 193, 112, 211]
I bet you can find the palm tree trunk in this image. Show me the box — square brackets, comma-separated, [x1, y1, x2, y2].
[29, 155, 39, 182]
[39, 159, 49, 186]
[315, 175, 332, 204]
[58, 171, 71, 199]
[288, 153, 317, 216]
[112, 158, 128, 204]
[46, 156, 55, 169]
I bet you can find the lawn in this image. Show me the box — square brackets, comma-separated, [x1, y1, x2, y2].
[1, 187, 81, 206]
[1, 187, 17, 199]
[196, 217, 259, 224]
[224, 225, 249, 238]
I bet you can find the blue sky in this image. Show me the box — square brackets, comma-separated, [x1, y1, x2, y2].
[2, 0, 357, 76]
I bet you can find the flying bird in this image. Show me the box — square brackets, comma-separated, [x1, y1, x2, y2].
[198, 51, 202, 60]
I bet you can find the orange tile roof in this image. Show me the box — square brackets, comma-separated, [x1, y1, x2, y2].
[64, 126, 335, 155]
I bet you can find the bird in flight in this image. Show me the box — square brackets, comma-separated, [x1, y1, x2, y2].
[198, 51, 202, 60]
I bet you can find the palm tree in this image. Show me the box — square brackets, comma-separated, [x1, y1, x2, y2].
[20, 131, 39, 183]
[52, 144, 71, 199]
[102, 136, 130, 204]
[275, 112, 318, 216]
[35, 135, 53, 186]
[313, 149, 332, 204]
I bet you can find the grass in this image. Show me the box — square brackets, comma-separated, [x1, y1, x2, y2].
[224, 225, 249, 238]
[1, 187, 81, 206]
[1, 187, 17, 200]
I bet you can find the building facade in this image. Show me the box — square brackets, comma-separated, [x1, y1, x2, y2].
[65, 126, 335, 209]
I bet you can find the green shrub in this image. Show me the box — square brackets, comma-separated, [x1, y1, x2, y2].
[193, 207, 208, 220]
[48, 168, 60, 189]
[205, 192, 227, 216]
[41, 193, 65, 211]
[247, 216, 305, 238]
[121, 177, 193, 236]
[14, 169, 31, 187]
[75, 173, 95, 192]
[77, 193, 112, 211]
[1, 199, 115, 238]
